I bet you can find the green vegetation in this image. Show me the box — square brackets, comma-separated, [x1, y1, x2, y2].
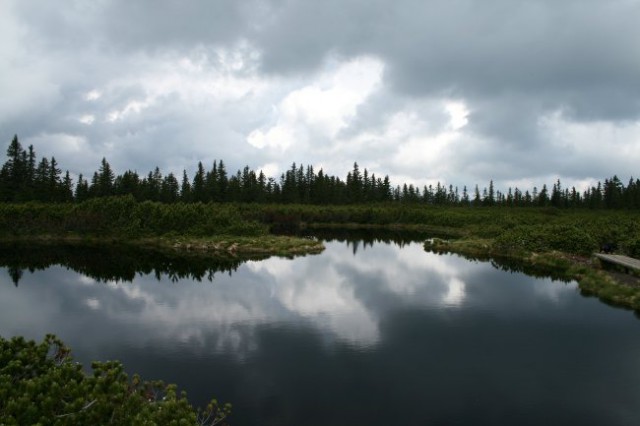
[0, 334, 231, 425]
[0, 196, 324, 257]
[0, 196, 265, 238]
[419, 208, 640, 311]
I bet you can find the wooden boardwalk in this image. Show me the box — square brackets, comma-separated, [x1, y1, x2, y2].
[594, 253, 640, 273]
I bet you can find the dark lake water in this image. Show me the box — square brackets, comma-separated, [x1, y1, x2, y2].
[1, 238, 640, 425]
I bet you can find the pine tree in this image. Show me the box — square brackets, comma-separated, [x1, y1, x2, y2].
[462, 185, 469, 205]
[75, 174, 90, 202]
[160, 173, 179, 203]
[62, 171, 74, 202]
[603, 175, 623, 208]
[34, 158, 50, 201]
[192, 162, 206, 203]
[180, 170, 191, 202]
[48, 157, 62, 201]
[204, 161, 217, 202]
[473, 185, 481, 206]
[551, 179, 562, 207]
[96, 158, 115, 197]
[1, 135, 27, 201]
[538, 184, 549, 206]
[485, 180, 495, 206]
[114, 170, 140, 199]
[216, 160, 228, 202]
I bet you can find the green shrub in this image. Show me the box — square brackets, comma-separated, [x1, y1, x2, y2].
[0, 335, 231, 425]
[627, 239, 640, 258]
[493, 224, 598, 255]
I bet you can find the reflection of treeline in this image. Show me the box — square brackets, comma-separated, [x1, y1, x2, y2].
[0, 243, 254, 286]
[2, 135, 640, 208]
[432, 248, 575, 282]
[308, 228, 450, 254]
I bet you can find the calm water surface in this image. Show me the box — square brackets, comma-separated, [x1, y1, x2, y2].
[1, 240, 639, 425]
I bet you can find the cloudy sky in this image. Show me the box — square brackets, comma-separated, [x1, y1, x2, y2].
[1, 0, 639, 192]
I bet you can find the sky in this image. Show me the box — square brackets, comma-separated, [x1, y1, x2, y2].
[1, 0, 639, 193]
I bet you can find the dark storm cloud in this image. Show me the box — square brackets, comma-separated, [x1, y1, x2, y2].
[242, 0, 640, 185]
[253, 0, 640, 120]
[11, 0, 258, 51]
[2, 0, 639, 190]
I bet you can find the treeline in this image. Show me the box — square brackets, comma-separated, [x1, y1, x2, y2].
[2, 135, 639, 208]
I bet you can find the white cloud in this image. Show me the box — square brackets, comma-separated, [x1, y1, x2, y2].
[85, 90, 102, 101]
[86, 298, 100, 310]
[445, 102, 470, 131]
[247, 124, 297, 151]
[25, 133, 92, 157]
[79, 115, 95, 125]
[247, 56, 384, 152]
[538, 110, 640, 186]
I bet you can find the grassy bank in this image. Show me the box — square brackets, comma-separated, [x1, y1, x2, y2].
[0, 197, 324, 257]
[424, 236, 640, 312]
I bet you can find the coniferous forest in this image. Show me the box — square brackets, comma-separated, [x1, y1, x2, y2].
[1, 135, 639, 209]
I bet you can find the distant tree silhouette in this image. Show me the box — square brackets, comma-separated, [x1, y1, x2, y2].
[1, 135, 640, 209]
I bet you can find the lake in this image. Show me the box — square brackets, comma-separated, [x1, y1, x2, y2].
[1, 238, 639, 425]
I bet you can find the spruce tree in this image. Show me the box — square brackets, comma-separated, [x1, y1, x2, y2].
[180, 170, 191, 202]
[96, 158, 115, 197]
[192, 162, 206, 202]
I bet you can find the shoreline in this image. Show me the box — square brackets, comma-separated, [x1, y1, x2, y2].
[0, 234, 325, 258]
[425, 237, 640, 313]
[1, 225, 639, 313]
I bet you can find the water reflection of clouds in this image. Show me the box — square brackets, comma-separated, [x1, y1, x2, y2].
[531, 278, 575, 304]
[4, 245, 632, 426]
[247, 250, 379, 345]
[0, 242, 577, 357]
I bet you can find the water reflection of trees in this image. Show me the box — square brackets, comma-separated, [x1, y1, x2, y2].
[487, 257, 573, 282]
[0, 243, 266, 286]
[309, 228, 450, 254]
[426, 247, 574, 282]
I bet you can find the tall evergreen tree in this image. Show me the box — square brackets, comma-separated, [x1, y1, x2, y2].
[215, 160, 228, 202]
[1, 135, 28, 201]
[114, 170, 140, 199]
[62, 171, 74, 202]
[192, 162, 206, 203]
[473, 185, 481, 206]
[94, 158, 115, 197]
[180, 170, 191, 202]
[160, 173, 179, 203]
[75, 174, 90, 202]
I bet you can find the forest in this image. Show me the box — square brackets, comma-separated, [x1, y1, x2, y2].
[1, 135, 639, 209]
